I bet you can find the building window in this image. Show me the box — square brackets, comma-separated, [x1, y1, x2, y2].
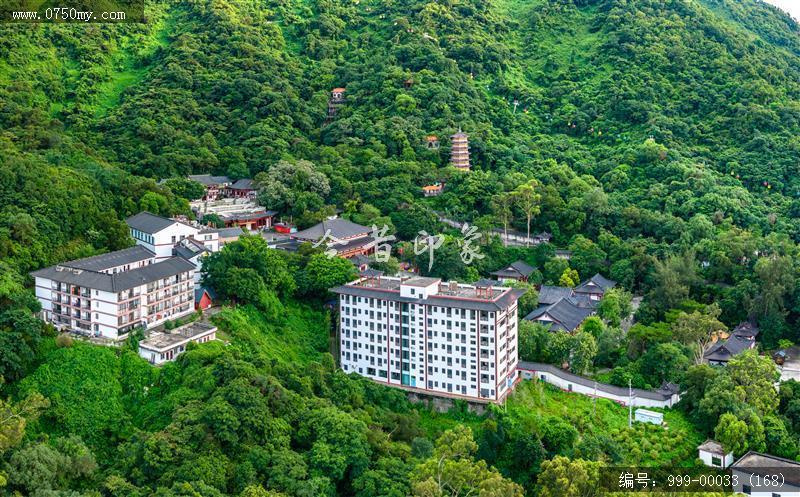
[711, 456, 721, 467]
[742, 485, 751, 495]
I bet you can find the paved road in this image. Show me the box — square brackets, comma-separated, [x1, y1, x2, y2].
[780, 346, 800, 381]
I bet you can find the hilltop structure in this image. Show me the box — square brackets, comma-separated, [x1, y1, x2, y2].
[450, 129, 470, 170]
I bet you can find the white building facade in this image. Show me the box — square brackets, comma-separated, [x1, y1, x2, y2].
[331, 276, 526, 403]
[31, 246, 196, 340]
[126, 211, 203, 260]
[698, 440, 734, 468]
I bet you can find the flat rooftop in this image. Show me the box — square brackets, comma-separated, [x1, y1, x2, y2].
[140, 322, 216, 351]
[349, 276, 509, 300]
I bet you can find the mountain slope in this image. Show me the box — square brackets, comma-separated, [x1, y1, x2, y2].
[2, 0, 800, 264]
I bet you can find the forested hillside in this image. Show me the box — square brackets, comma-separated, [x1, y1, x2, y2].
[2, 0, 800, 495]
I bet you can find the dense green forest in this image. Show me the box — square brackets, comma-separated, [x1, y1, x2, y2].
[2, 0, 800, 495]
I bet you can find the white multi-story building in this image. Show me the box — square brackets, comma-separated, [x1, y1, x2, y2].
[331, 275, 526, 403]
[31, 246, 196, 340]
[126, 211, 207, 259]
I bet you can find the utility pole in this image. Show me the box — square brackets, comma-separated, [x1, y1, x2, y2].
[513, 99, 519, 113]
[593, 380, 597, 417]
[628, 379, 633, 428]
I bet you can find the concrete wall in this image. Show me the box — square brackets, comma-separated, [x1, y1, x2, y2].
[517, 367, 677, 409]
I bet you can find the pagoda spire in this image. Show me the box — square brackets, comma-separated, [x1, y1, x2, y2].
[450, 129, 470, 171]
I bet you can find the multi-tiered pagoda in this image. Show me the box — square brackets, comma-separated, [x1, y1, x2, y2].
[450, 129, 470, 170]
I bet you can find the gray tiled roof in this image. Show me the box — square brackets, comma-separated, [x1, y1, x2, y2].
[698, 439, 728, 455]
[703, 335, 754, 362]
[538, 285, 574, 305]
[360, 269, 384, 278]
[292, 218, 371, 241]
[188, 174, 231, 186]
[474, 278, 497, 288]
[126, 211, 178, 234]
[31, 257, 195, 293]
[732, 452, 800, 487]
[350, 254, 371, 266]
[64, 246, 154, 271]
[491, 260, 535, 278]
[524, 297, 594, 332]
[732, 321, 759, 339]
[574, 273, 616, 294]
[217, 227, 244, 238]
[230, 178, 255, 189]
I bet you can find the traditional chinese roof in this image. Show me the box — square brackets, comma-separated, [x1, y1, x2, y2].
[350, 254, 371, 267]
[574, 273, 617, 294]
[524, 297, 595, 332]
[332, 87, 346, 92]
[538, 285, 574, 305]
[188, 174, 231, 186]
[292, 218, 371, 242]
[473, 278, 496, 288]
[731, 321, 760, 339]
[703, 334, 754, 363]
[490, 260, 535, 279]
[426, 135, 439, 141]
[698, 440, 728, 456]
[229, 178, 255, 190]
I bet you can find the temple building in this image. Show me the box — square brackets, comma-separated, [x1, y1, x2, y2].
[450, 130, 470, 170]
